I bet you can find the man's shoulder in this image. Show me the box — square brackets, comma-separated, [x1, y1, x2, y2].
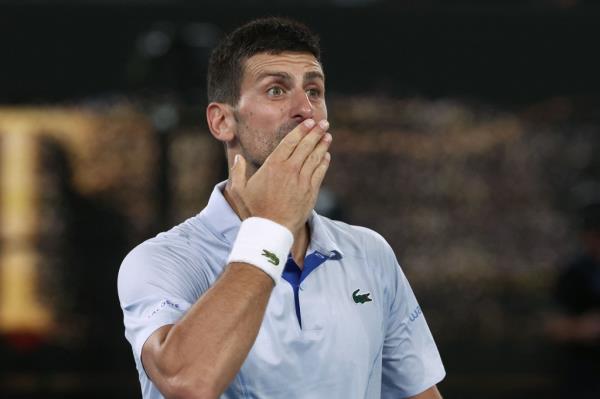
[125, 215, 203, 257]
[117, 214, 224, 302]
[119, 214, 223, 280]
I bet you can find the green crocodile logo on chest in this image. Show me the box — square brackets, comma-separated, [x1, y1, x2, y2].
[352, 289, 372, 304]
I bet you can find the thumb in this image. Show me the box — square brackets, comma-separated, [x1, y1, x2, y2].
[230, 154, 247, 189]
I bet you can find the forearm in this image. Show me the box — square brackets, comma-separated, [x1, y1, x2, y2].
[545, 311, 600, 342]
[146, 262, 273, 399]
[407, 385, 443, 399]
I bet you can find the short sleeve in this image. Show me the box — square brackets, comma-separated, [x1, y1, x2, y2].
[117, 243, 210, 362]
[380, 246, 445, 398]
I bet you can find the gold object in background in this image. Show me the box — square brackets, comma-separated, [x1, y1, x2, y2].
[0, 119, 52, 334]
[0, 105, 165, 338]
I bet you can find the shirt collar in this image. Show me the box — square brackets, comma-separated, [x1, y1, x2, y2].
[201, 180, 344, 260]
[201, 181, 241, 244]
[307, 210, 344, 260]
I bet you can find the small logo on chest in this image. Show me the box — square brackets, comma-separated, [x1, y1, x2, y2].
[352, 289, 373, 304]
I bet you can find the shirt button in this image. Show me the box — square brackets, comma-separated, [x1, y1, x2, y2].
[299, 285, 304, 291]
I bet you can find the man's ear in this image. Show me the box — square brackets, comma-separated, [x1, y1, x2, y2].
[206, 102, 235, 142]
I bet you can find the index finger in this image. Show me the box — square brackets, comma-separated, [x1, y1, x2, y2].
[268, 118, 316, 162]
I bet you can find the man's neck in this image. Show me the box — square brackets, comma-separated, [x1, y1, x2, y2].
[222, 182, 310, 270]
[291, 224, 310, 269]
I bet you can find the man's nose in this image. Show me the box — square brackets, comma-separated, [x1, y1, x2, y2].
[290, 89, 314, 120]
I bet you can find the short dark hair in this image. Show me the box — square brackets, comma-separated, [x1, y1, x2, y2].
[207, 17, 321, 105]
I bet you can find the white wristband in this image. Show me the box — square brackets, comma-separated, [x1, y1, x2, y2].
[227, 217, 293, 285]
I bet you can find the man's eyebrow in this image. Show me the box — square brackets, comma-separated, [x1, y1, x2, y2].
[255, 71, 293, 83]
[304, 71, 325, 83]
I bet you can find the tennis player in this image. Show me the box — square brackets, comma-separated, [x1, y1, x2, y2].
[118, 17, 445, 399]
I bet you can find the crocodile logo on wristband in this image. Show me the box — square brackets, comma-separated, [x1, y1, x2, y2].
[261, 249, 280, 266]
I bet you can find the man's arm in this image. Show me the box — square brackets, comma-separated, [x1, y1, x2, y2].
[407, 385, 443, 399]
[142, 263, 273, 399]
[380, 241, 445, 398]
[140, 118, 331, 399]
[545, 311, 600, 342]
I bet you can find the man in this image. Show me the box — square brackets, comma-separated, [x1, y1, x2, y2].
[118, 17, 445, 399]
[546, 202, 600, 398]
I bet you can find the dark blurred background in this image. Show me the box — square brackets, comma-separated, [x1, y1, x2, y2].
[1, 1, 600, 398]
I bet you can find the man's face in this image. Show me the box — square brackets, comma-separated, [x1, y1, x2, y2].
[232, 51, 327, 169]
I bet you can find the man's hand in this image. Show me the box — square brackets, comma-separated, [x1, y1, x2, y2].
[227, 118, 332, 233]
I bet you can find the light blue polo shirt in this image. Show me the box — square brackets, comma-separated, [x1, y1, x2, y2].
[118, 181, 445, 399]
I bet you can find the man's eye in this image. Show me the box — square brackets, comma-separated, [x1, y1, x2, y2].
[306, 88, 322, 98]
[267, 86, 285, 96]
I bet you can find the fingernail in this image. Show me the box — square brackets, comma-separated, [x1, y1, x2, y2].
[325, 152, 331, 161]
[323, 133, 332, 142]
[233, 154, 239, 166]
[304, 119, 315, 128]
[319, 120, 329, 130]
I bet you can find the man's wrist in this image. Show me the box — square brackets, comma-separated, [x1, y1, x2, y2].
[227, 217, 293, 284]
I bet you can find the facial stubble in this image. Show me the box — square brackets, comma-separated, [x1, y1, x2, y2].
[234, 112, 300, 172]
